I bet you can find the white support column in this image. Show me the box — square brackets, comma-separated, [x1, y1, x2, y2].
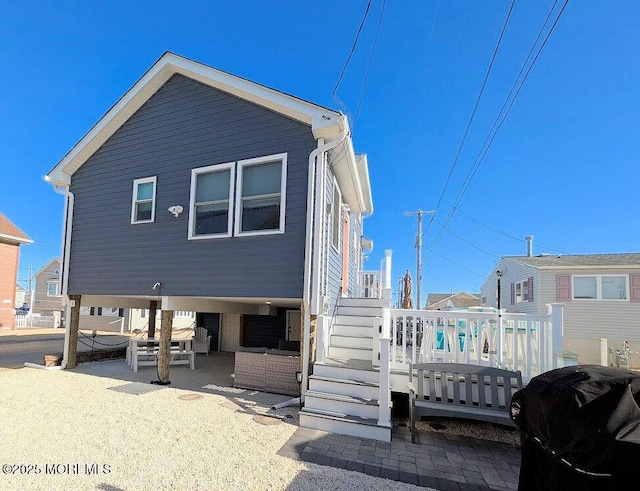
[315, 315, 331, 364]
[549, 303, 564, 369]
[378, 249, 393, 428]
[497, 309, 504, 368]
[600, 338, 609, 367]
[384, 250, 392, 290]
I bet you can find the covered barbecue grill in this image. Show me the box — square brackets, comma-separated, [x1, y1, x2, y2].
[510, 365, 640, 490]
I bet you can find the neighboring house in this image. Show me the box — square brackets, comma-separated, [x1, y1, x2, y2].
[0, 213, 32, 329]
[33, 258, 64, 326]
[480, 253, 640, 365]
[45, 52, 372, 367]
[426, 291, 481, 310]
[15, 284, 27, 309]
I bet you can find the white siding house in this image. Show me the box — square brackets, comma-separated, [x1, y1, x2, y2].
[481, 253, 640, 365]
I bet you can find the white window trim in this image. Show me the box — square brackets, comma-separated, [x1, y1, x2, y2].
[130, 176, 157, 224]
[514, 280, 529, 303]
[331, 177, 342, 252]
[234, 153, 287, 237]
[46, 280, 60, 297]
[188, 162, 236, 240]
[572, 274, 629, 301]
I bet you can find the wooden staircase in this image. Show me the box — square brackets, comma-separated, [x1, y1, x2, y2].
[299, 297, 392, 442]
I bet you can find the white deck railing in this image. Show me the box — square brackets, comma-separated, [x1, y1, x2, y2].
[14, 314, 58, 328]
[387, 306, 563, 380]
[355, 271, 381, 299]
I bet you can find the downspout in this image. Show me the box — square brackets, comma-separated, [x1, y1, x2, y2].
[301, 128, 348, 398]
[34, 183, 74, 370]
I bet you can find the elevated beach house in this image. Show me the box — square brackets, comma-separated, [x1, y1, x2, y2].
[45, 52, 373, 395]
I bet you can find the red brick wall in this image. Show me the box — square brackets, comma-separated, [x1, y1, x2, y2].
[0, 242, 19, 329]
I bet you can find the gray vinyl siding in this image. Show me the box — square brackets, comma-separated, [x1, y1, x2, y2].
[33, 259, 63, 314]
[347, 212, 363, 296]
[479, 258, 539, 314]
[325, 166, 342, 314]
[540, 268, 640, 340]
[68, 74, 316, 298]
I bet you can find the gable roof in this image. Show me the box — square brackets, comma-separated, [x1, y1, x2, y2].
[426, 292, 481, 309]
[0, 213, 32, 245]
[507, 253, 640, 269]
[35, 258, 61, 278]
[46, 52, 373, 214]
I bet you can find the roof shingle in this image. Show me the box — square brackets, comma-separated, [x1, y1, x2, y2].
[0, 213, 32, 244]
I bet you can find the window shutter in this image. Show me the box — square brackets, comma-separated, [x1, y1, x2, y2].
[510, 282, 515, 305]
[528, 276, 534, 302]
[557, 275, 572, 301]
[631, 274, 640, 303]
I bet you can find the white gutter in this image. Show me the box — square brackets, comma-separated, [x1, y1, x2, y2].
[49, 182, 74, 370]
[301, 123, 349, 397]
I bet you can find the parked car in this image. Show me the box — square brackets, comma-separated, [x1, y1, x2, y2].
[15, 306, 29, 315]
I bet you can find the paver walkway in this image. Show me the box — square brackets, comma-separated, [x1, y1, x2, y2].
[278, 425, 520, 491]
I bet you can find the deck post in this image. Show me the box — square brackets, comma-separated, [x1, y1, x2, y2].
[157, 309, 173, 384]
[315, 315, 330, 364]
[378, 253, 392, 427]
[148, 300, 158, 338]
[549, 303, 564, 369]
[67, 294, 81, 369]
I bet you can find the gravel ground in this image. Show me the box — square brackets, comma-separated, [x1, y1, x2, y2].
[415, 417, 521, 447]
[0, 367, 430, 491]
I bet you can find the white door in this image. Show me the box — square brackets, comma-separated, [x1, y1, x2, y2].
[286, 311, 302, 342]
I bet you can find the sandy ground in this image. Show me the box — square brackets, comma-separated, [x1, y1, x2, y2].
[0, 367, 430, 491]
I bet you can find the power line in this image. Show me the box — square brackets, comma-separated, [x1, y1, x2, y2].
[352, 0, 386, 128]
[427, 0, 517, 234]
[332, 0, 373, 115]
[424, 0, 569, 265]
[433, 219, 499, 258]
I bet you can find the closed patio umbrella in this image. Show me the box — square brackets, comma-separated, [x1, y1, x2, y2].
[402, 270, 414, 309]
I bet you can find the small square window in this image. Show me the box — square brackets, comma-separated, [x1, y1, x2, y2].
[131, 177, 157, 224]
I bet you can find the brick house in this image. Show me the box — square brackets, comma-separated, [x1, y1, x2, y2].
[0, 213, 32, 329]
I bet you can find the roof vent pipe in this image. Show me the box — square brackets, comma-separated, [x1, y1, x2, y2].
[526, 235, 534, 257]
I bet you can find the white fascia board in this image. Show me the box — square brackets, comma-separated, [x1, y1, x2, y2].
[0, 233, 33, 245]
[355, 153, 373, 215]
[45, 52, 343, 184]
[535, 265, 640, 270]
[331, 137, 372, 215]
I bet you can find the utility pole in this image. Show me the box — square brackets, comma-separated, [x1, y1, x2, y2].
[404, 210, 436, 310]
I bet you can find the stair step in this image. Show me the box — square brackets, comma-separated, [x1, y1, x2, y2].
[337, 298, 383, 308]
[330, 335, 372, 349]
[299, 409, 391, 442]
[328, 346, 372, 361]
[305, 390, 378, 406]
[334, 315, 379, 328]
[309, 375, 379, 399]
[336, 306, 383, 317]
[332, 324, 374, 337]
[313, 362, 380, 383]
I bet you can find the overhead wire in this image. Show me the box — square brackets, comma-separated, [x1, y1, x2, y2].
[425, 0, 518, 236]
[352, 0, 386, 128]
[423, 0, 570, 267]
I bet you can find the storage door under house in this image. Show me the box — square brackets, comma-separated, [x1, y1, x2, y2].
[196, 313, 220, 352]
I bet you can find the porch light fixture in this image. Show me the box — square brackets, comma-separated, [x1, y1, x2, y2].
[296, 371, 303, 409]
[168, 205, 183, 217]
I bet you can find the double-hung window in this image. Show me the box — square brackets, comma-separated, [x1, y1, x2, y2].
[189, 163, 235, 239]
[235, 154, 287, 236]
[515, 281, 529, 303]
[131, 176, 157, 224]
[47, 281, 60, 297]
[573, 275, 628, 300]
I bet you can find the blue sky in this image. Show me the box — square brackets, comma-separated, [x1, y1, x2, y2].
[2, 1, 638, 307]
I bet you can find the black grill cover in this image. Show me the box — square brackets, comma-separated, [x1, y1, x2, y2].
[510, 365, 640, 490]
